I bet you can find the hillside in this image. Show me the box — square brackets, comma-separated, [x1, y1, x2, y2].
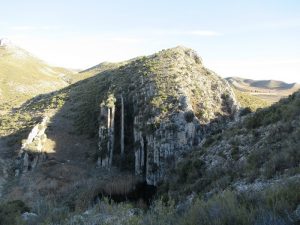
[164, 90, 300, 197]
[0, 47, 299, 225]
[0, 39, 71, 111]
[155, 90, 300, 224]
[0, 46, 238, 208]
[226, 76, 300, 103]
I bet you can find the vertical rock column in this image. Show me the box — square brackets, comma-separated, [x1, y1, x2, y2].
[98, 94, 116, 169]
[134, 116, 145, 176]
[108, 106, 115, 167]
[120, 94, 125, 157]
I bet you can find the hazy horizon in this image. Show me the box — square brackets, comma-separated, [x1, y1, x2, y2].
[1, 0, 300, 83]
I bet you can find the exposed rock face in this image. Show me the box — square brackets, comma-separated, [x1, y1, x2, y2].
[15, 117, 49, 176]
[98, 94, 116, 168]
[97, 47, 239, 185]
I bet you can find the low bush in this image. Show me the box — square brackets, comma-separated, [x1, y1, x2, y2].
[0, 200, 30, 225]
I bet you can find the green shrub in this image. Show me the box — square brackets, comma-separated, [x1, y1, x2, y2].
[263, 180, 300, 213]
[177, 158, 205, 184]
[246, 93, 300, 129]
[0, 200, 30, 225]
[179, 191, 254, 225]
[231, 145, 240, 161]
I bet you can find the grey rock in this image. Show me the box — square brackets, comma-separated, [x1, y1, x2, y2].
[15, 117, 49, 175]
[21, 212, 38, 223]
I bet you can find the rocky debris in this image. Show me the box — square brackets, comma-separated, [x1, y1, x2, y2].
[68, 203, 142, 225]
[233, 174, 300, 194]
[15, 117, 49, 176]
[97, 46, 239, 185]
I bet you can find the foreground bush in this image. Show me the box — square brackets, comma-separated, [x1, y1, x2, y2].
[22, 180, 298, 225]
[0, 200, 30, 225]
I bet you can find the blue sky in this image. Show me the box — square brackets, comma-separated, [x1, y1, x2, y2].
[1, 0, 300, 83]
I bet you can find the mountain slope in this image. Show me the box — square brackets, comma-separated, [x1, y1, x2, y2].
[0, 46, 240, 209]
[164, 90, 300, 194]
[0, 40, 71, 110]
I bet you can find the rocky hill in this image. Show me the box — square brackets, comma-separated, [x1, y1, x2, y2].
[0, 46, 299, 225]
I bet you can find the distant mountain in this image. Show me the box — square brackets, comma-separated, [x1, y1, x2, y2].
[0, 39, 72, 110]
[227, 77, 297, 90]
[226, 76, 300, 103]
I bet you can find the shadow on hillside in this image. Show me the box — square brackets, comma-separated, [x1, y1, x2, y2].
[7, 63, 247, 171]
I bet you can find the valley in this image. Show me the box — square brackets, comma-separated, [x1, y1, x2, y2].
[227, 76, 300, 104]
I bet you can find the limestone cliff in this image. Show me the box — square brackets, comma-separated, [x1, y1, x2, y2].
[96, 46, 239, 185]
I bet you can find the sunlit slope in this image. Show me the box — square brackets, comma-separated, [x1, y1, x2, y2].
[0, 43, 71, 109]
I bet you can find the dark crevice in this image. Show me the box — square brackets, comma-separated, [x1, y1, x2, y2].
[112, 97, 135, 171]
[143, 135, 147, 179]
[93, 181, 157, 207]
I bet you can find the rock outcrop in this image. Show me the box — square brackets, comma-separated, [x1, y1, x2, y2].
[97, 94, 116, 168]
[97, 46, 239, 185]
[15, 117, 49, 176]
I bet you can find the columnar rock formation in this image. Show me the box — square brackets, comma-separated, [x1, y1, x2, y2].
[97, 47, 239, 185]
[98, 94, 116, 168]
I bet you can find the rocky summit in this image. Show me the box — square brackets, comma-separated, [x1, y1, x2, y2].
[0, 45, 299, 225]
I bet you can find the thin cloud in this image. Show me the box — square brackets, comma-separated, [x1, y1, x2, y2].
[185, 30, 221, 36]
[110, 37, 144, 43]
[10, 25, 60, 31]
[151, 29, 221, 37]
[262, 19, 300, 29]
[210, 58, 300, 66]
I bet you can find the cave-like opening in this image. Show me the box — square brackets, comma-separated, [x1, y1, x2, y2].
[93, 181, 157, 207]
